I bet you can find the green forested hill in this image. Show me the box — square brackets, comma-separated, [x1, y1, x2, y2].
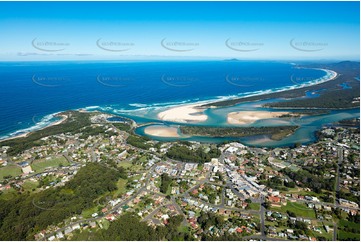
[0, 163, 123, 240]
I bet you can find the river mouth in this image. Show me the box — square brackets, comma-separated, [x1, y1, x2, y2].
[132, 101, 360, 148]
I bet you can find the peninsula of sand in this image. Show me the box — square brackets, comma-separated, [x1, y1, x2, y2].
[157, 104, 208, 123]
[227, 111, 290, 125]
[156, 68, 337, 126]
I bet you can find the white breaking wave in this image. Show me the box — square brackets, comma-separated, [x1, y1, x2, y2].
[129, 103, 148, 108]
[0, 112, 62, 140]
[81, 69, 337, 116]
[83, 106, 101, 110]
[3, 68, 338, 140]
[213, 68, 337, 102]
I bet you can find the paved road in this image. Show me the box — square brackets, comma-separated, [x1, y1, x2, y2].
[331, 148, 343, 241]
[289, 196, 359, 212]
[41, 148, 357, 241]
[43, 185, 148, 240]
[62, 152, 75, 165]
[170, 196, 188, 226]
[333, 222, 337, 241]
[335, 147, 343, 206]
[181, 169, 211, 196]
[182, 194, 259, 215]
[141, 202, 172, 222]
[260, 195, 266, 240]
[43, 165, 157, 240]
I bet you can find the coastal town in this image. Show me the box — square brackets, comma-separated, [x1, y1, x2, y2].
[0, 0, 359, 241]
[0, 111, 359, 241]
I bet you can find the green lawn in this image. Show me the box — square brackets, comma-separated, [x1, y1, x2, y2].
[0, 187, 19, 200]
[101, 219, 110, 230]
[118, 160, 143, 171]
[0, 165, 22, 180]
[286, 187, 301, 193]
[31, 156, 69, 173]
[166, 184, 173, 196]
[22, 180, 39, 191]
[310, 226, 333, 240]
[118, 160, 133, 168]
[82, 205, 101, 218]
[130, 174, 142, 181]
[338, 230, 360, 241]
[112, 178, 127, 198]
[178, 225, 190, 233]
[247, 203, 261, 211]
[71, 230, 95, 241]
[337, 219, 360, 240]
[138, 156, 147, 163]
[265, 221, 277, 227]
[271, 201, 316, 219]
[339, 219, 360, 230]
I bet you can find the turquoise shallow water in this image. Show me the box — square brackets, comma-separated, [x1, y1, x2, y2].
[0, 61, 328, 139]
[0, 60, 357, 146]
[133, 104, 360, 147]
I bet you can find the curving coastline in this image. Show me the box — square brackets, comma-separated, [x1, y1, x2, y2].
[0, 114, 68, 141]
[156, 68, 338, 125]
[0, 67, 340, 140]
[202, 68, 338, 107]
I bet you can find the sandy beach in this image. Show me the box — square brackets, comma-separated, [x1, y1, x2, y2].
[0, 114, 68, 142]
[158, 104, 208, 123]
[144, 125, 180, 137]
[227, 111, 290, 125]
[51, 114, 68, 126]
[1, 132, 30, 141]
[319, 69, 338, 81]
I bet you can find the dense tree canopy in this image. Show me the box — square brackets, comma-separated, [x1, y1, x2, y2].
[0, 163, 123, 240]
[160, 173, 172, 194]
[282, 168, 335, 193]
[75, 213, 188, 241]
[166, 145, 220, 163]
[126, 135, 151, 150]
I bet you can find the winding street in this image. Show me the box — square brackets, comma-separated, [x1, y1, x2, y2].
[43, 165, 156, 240]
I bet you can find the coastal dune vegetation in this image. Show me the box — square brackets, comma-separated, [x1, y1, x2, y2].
[205, 61, 359, 109]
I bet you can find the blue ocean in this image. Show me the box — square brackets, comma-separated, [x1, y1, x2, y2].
[0, 61, 356, 144]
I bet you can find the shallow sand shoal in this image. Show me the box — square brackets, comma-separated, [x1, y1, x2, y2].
[157, 104, 208, 123]
[227, 111, 290, 125]
[144, 125, 180, 138]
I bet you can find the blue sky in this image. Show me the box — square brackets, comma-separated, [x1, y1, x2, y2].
[0, 1, 359, 61]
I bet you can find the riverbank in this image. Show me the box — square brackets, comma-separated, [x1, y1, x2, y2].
[179, 125, 299, 141]
[156, 68, 339, 125]
[2, 61, 359, 143]
[144, 125, 181, 138]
